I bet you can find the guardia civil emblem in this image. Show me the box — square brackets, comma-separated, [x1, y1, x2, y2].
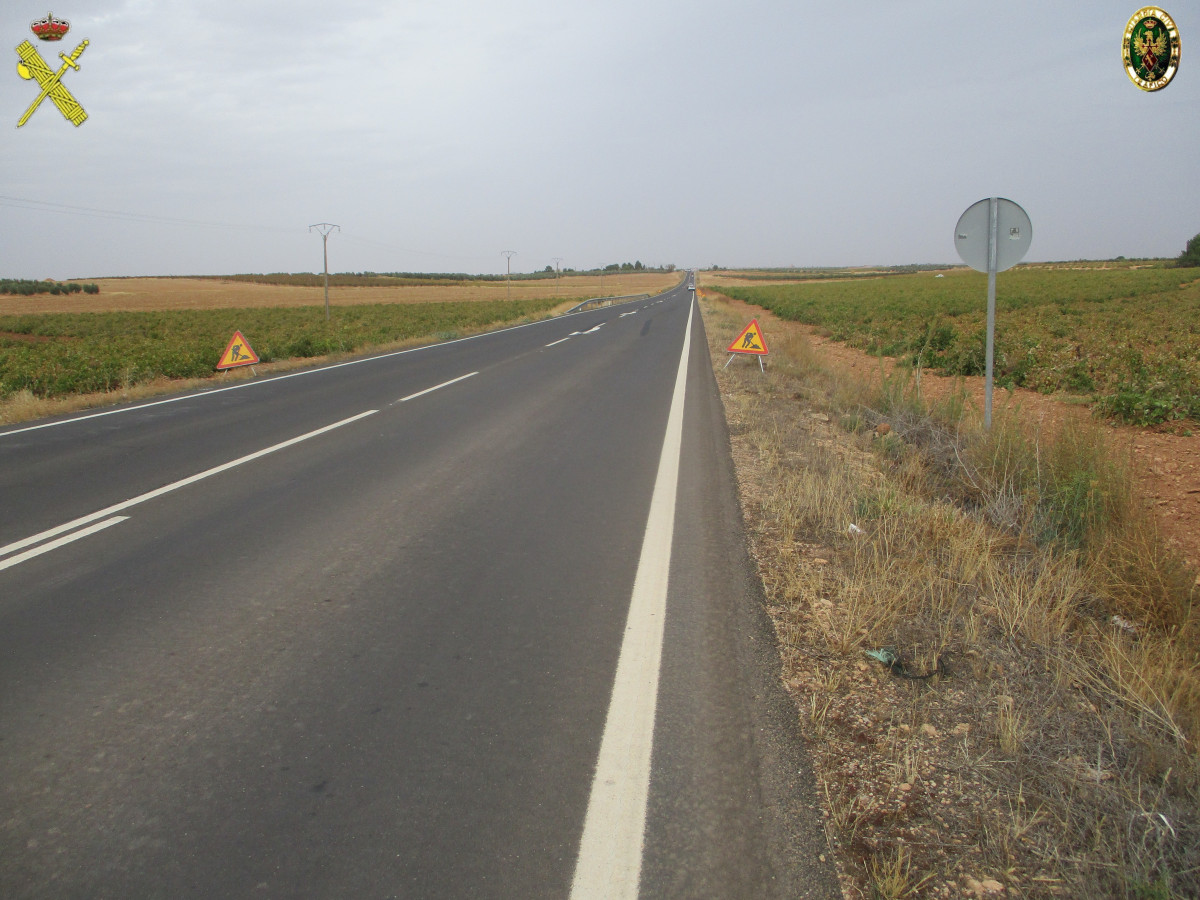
[1123, 7, 1180, 91]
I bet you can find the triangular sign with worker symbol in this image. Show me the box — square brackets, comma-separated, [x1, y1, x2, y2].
[216, 331, 260, 370]
[726, 319, 768, 355]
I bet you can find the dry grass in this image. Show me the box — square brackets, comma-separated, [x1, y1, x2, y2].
[702, 290, 1199, 898]
[0, 272, 679, 314]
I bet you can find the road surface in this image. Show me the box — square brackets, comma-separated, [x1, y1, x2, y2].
[0, 283, 839, 898]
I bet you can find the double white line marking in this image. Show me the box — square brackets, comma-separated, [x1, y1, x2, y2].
[0, 371, 487, 573]
[0, 516, 130, 572]
[0, 411, 379, 573]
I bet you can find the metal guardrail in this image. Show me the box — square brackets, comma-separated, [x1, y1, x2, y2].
[564, 293, 650, 314]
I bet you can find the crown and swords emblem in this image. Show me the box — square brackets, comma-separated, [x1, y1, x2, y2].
[14, 13, 89, 127]
[1122, 7, 1181, 91]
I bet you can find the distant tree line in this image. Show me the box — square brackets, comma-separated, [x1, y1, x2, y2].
[214, 264, 677, 288]
[564, 262, 675, 274]
[0, 278, 99, 295]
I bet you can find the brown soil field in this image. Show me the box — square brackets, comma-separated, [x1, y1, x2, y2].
[0, 272, 680, 314]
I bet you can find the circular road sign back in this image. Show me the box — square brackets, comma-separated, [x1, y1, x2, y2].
[954, 198, 1032, 273]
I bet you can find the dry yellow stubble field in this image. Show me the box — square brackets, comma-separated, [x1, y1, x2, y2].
[0, 272, 680, 315]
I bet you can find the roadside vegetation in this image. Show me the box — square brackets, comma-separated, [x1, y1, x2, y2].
[717, 264, 1200, 425]
[0, 270, 685, 424]
[700, 290, 1198, 898]
[0, 298, 558, 409]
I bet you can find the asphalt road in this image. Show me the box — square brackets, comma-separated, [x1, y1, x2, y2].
[0, 284, 839, 898]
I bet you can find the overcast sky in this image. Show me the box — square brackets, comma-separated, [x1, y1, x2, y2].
[1, 1, 1197, 278]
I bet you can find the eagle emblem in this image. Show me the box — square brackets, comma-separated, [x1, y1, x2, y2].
[1133, 19, 1170, 78]
[1123, 8, 1181, 91]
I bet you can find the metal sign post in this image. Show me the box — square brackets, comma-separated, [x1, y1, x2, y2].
[954, 198, 1032, 428]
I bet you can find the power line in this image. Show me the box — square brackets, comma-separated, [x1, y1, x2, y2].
[0, 194, 294, 233]
[0, 195, 487, 265]
[0, 194, 588, 274]
[338, 232, 477, 263]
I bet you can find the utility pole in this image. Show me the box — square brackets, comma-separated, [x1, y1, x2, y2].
[551, 257, 564, 293]
[501, 250, 517, 301]
[309, 223, 339, 321]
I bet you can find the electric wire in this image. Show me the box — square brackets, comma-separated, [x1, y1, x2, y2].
[0, 195, 294, 233]
[0, 195, 483, 264]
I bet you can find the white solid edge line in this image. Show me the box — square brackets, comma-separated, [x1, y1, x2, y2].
[0, 292, 678, 439]
[0, 410, 377, 561]
[569, 296, 694, 900]
[397, 371, 477, 404]
[0, 516, 129, 572]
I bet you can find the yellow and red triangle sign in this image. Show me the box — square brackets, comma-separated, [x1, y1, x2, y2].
[727, 319, 768, 355]
[216, 331, 260, 370]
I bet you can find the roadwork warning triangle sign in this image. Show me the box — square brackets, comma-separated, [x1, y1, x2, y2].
[727, 319, 768, 355]
[216, 331, 260, 370]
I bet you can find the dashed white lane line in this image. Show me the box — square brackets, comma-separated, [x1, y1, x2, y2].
[0, 410, 378, 570]
[547, 321, 607, 347]
[0, 302, 616, 438]
[392, 371, 478, 405]
[569, 297, 694, 899]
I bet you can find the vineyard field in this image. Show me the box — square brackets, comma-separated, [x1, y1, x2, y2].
[714, 265, 1200, 424]
[0, 298, 558, 399]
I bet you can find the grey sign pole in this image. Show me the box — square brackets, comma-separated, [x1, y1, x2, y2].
[954, 198, 1032, 429]
[985, 198, 999, 429]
